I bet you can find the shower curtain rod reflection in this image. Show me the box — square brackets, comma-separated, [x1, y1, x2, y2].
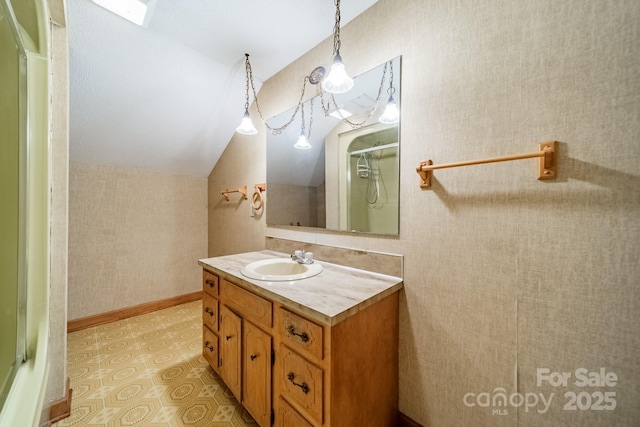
[349, 142, 398, 155]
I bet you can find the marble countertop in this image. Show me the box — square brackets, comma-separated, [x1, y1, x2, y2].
[198, 250, 403, 326]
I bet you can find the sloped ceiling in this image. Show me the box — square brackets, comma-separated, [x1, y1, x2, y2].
[67, 0, 378, 176]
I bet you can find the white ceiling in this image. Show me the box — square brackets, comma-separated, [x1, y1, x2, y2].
[67, 0, 379, 176]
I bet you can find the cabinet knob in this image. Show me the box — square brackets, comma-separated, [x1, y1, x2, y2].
[286, 325, 309, 343]
[287, 372, 309, 394]
[250, 354, 257, 361]
[204, 342, 214, 352]
[205, 307, 214, 317]
[205, 280, 215, 288]
[226, 335, 232, 341]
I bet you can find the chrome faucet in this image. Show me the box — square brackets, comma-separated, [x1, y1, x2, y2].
[291, 250, 314, 264]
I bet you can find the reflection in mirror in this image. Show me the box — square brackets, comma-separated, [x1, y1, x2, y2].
[266, 56, 401, 235]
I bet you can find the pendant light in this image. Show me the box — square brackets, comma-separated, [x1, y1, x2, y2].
[294, 99, 313, 149]
[235, 54, 258, 135]
[321, 0, 354, 94]
[379, 60, 399, 124]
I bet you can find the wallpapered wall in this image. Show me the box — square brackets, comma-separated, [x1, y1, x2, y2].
[68, 163, 207, 320]
[208, 0, 639, 425]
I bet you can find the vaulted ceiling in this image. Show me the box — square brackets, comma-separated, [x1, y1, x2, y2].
[67, 0, 378, 176]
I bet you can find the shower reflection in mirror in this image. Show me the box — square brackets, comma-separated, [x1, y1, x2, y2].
[342, 125, 399, 234]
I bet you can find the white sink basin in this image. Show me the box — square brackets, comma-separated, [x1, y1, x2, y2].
[241, 258, 323, 281]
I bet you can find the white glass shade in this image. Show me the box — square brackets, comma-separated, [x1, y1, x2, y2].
[378, 95, 399, 124]
[236, 111, 257, 135]
[321, 55, 354, 94]
[294, 133, 311, 149]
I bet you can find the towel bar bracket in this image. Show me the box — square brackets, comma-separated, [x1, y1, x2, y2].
[417, 160, 432, 189]
[538, 141, 557, 180]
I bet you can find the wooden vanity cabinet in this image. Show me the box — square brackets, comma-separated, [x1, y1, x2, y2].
[203, 274, 274, 427]
[202, 268, 399, 427]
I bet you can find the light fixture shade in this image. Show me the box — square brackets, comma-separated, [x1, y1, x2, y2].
[294, 133, 311, 149]
[379, 95, 399, 124]
[236, 111, 257, 135]
[322, 54, 354, 94]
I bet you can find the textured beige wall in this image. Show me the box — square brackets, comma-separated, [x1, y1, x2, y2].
[206, 134, 266, 257]
[208, 0, 640, 425]
[68, 163, 207, 320]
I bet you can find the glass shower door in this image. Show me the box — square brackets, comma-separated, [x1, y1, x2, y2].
[0, 0, 28, 411]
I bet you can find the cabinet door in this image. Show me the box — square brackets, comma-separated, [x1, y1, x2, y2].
[243, 322, 272, 427]
[220, 305, 242, 401]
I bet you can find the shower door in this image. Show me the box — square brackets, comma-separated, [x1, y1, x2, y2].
[0, 0, 28, 411]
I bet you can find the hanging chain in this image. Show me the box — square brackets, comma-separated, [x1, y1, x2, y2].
[242, 52, 392, 134]
[244, 54, 310, 135]
[319, 61, 389, 129]
[332, 0, 341, 55]
[308, 97, 314, 137]
[243, 54, 251, 111]
[387, 60, 395, 96]
[300, 100, 306, 135]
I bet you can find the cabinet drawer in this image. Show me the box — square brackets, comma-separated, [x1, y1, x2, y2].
[280, 344, 323, 424]
[203, 270, 219, 296]
[276, 396, 313, 427]
[220, 279, 272, 328]
[203, 294, 218, 331]
[203, 326, 219, 374]
[279, 308, 323, 360]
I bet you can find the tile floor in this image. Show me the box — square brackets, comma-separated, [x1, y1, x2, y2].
[55, 300, 257, 426]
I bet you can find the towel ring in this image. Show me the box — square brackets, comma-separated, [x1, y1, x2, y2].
[251, 184, 265, 211]
[251, 191, 263, 211]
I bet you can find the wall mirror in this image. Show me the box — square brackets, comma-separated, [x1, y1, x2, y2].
[266, 56, 401, 235]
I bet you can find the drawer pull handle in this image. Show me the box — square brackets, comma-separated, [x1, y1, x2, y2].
[226, 335, 232, 341]
[205, 279, 215, 288]
[204, 342, 214, 352]
[204, 307, 214, 317]
[287, 372, 309, 394]
[250, 354, 257, 361]
[286, 325, 309, 343]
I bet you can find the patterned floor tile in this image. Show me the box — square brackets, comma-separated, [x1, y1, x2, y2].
[55, 301, 257, 427]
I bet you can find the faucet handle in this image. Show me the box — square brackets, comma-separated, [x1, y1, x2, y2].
[304, 252, 314, 262]
[293, 250, 303, 258]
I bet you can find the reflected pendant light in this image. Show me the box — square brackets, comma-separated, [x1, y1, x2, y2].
[236, 54, 258, 135]
[379, 60, 399, 124]
[294, 99, 313, 149]
[321, 0, 354, 94]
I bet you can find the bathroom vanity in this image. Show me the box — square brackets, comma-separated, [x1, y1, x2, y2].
[198, 250, 403, 427]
